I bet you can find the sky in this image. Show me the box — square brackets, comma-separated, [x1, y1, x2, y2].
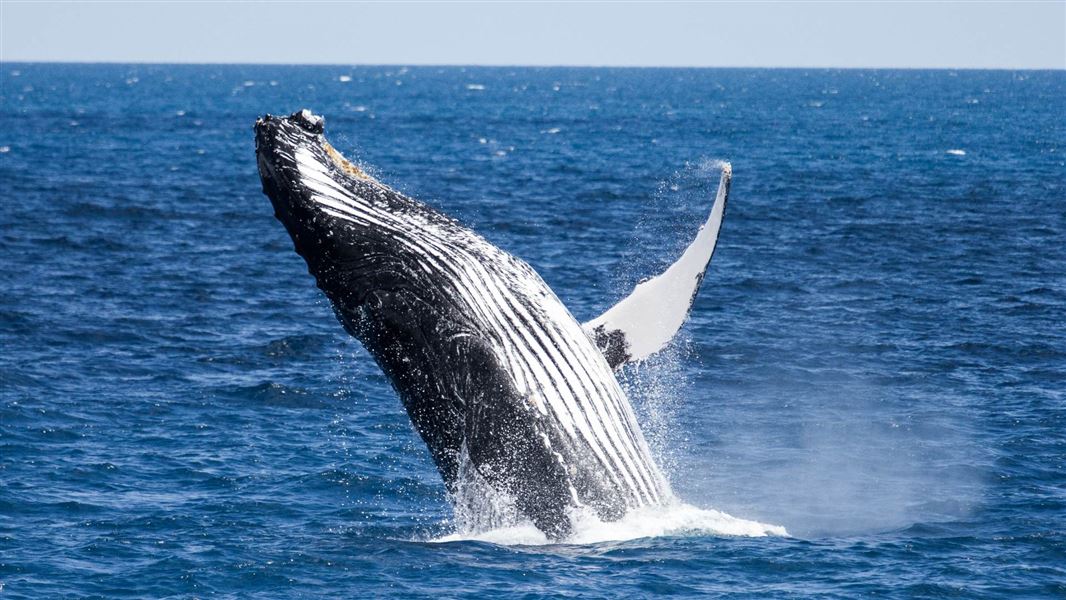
[1, 1, 1064, 69]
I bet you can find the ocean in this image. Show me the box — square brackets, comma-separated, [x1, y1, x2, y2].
[1, 64, 1063, 598]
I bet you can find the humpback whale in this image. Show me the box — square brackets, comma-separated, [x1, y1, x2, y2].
[255, 110, 730, 539]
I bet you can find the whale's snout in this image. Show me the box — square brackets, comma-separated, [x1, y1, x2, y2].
[254, 109, 329, 201]
[254, 109, 325, 164]
[254, 110, 328, 241]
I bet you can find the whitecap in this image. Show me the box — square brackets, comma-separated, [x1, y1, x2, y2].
[466, 83, 486, 91]
[946, 149, 966, 156]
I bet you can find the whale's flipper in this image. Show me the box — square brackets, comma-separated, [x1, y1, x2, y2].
[584, 163, 731, 370]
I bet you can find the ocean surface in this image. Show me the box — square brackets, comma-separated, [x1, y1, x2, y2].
[1, 65, 1064, 598]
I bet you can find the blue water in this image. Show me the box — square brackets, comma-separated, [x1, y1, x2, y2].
[2, 64, 1064, 597]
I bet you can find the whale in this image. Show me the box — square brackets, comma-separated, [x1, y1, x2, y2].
[254, 110, 731, 539]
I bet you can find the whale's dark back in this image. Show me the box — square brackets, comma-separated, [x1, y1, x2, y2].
[255, 111, 670, 537]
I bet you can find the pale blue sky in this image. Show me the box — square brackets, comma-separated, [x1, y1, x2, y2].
[2, 1, 1064, 69]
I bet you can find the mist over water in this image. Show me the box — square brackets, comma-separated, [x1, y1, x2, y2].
[683, 379, 982, 538]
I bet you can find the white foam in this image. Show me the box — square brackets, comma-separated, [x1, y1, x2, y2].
[431, 501, 787, 546]
[946, 149, 966, 156]
[466, 83, 486, 90]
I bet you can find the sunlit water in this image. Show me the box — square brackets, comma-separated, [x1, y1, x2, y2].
[1, 65, 1063, 597]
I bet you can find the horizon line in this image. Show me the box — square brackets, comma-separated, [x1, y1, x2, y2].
[4, 60, 1063, 71]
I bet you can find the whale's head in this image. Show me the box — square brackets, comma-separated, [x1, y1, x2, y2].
[255, 110, 331, 229]
[255, 109, 379, 213]
[255, 109, 400, 301]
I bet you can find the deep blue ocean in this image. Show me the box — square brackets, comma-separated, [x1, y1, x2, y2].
[1, 64, 1064, 598]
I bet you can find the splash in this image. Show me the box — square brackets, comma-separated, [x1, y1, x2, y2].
[437, 406, 788, 545]
[432, 500, 787, 546]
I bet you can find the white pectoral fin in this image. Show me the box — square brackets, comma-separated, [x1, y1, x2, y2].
[584, 162, 731, 370]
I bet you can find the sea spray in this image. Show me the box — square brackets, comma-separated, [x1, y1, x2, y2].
[611, 157, 735, 482]
[617, 341, 693, 482]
